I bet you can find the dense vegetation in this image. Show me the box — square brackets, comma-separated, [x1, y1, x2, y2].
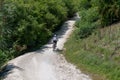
[1, 0, 120, 80]
[99, 0, 120, 26]
[64, 25, 120, 80]
[76, 0, 120, 38]
[64, 0, 120, 80]
[0, 0, 80, 69]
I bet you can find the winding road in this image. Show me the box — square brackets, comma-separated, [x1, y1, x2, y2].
[3, 16, 92, 80]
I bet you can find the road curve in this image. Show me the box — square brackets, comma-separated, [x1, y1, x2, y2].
[3, 17, 92, 80]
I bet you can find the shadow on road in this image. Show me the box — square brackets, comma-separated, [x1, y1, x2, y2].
[33, 16, 79, 54]
[0, 63, 24, 78]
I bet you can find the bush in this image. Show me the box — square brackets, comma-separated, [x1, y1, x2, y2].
[63, 0, 80, 17]
[99, 0, 120, 26]
[0, 0, 69, 53]
[0, 50, 8, 69]
[0, 0, 78, 68]
[76, 7, 99, 38]
[78, 22, 93, 38]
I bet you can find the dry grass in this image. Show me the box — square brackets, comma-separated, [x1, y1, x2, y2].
[63, 22, 120, 80]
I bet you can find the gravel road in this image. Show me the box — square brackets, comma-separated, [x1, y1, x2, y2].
[3, 17, 92, 80]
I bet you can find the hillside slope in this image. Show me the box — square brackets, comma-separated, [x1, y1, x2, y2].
[64, 22, 120, 80]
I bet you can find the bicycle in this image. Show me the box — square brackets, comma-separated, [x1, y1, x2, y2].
[53, 41, 57, 51]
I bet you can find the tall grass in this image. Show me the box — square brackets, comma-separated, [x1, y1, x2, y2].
[64, 23, 120, 80]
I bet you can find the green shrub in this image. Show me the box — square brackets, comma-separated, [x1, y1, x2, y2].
[99, 0, 120, 26]
[0, 50, 8, 68]
[63, 0, 80, 17]
[0, 0, 79, 68]
[0, 0, 69, 53]
[78, 23, 93, 38]
[76, 1, 99, 38]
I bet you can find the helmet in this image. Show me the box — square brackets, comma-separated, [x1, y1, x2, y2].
[54, 34, 56, 37]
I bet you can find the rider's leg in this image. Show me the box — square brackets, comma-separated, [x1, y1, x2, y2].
[53, 42, 57, 50]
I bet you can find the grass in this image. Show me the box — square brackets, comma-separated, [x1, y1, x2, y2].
[0, 50, 9, 70]
[63, 23, 120, 80]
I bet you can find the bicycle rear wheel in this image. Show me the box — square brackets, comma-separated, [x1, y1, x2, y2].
[53, 43, 56, 51]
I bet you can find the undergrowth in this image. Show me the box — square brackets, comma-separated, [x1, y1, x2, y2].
[64, 23, 120, 80]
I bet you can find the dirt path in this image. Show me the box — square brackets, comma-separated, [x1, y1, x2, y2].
[3, 17, 92, 80]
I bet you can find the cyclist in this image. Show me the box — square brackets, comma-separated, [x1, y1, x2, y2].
[52, 34, 58, 50]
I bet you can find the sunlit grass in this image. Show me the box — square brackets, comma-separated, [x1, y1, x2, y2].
[64, 23, 120, 80]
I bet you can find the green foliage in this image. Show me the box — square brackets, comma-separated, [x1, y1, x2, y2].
[0, 0, 79, 69]
[76, 3, 99, 38]
[77, 0, 120, 38]
[98, 0, 120, 26]
[0, 50, 8, 68]
[63, 0, 80, 17]
[64, 27, 120, 80]
[79, 0, 91, 10]
[78, 22, 93, 38]
[0, 0, 68, 51]
[63, 0, 120, 79]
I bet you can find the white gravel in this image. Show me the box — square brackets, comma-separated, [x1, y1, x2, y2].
[3, 18, 92, 80]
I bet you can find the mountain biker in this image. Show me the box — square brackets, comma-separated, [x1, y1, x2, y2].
[52, 34, 58, 50]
